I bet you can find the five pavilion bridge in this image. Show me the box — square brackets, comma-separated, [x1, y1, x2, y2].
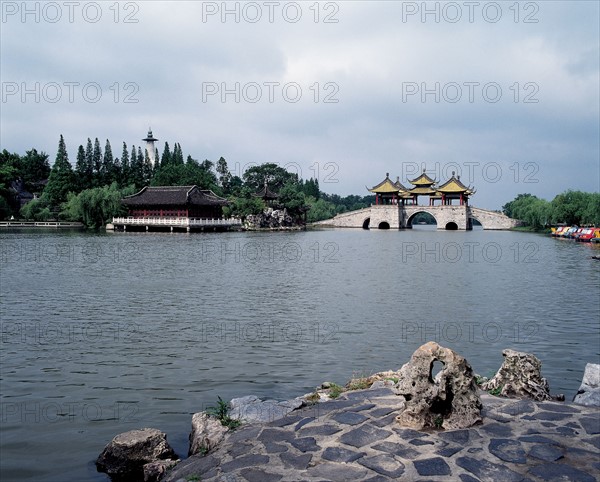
[314, 171, 519, 230]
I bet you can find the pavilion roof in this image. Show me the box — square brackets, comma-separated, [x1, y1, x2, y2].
[394, 176, 409, 192]
[121, 186, 228, 207]
[408, 170, 436, 186]
[253, 181, 279, 200]
[437, 173, 473, 194]
[368, 173, 400, 194]
[408, 186, 437, 195]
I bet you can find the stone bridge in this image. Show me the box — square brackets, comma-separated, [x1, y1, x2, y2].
[313, 205, 519, 230]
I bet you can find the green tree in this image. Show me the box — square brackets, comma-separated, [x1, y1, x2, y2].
[45, 135, 76, 207]
[130, 145, 144, 188]
[0, 152, 19, 218]
[161, 142, 172, 167]
[60, 183, 135, 228]
[243, 163, 299, 191]
[120, 142, 130, 187]
[18, 148, 50, 192]
[278, 182, 307, 217]
[92, 138, 102, 187]
[222, 187, 265, 219]
[75, 144, 89, 191]
[100, 139, 115, 186]
[216, 156, 232, 192]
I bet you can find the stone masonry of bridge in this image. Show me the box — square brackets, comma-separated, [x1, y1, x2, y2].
[313, 205, 519, 230]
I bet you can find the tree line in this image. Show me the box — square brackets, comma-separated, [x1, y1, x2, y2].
[1, 135, 374, 227]
[503, 192, 600, 229]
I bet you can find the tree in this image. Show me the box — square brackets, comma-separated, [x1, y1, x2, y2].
[18, 148, 50, 192]
[45, 135, 76, 207]
[100, 139, 115, 186]
[216, 156, 232, 192]
[243, 163, 299, 191]
[222, 187, 265, 219]
[120, 142, 130, 187]
[129, 145, 144, 188]
[92, 138, 102, 187]
[60, 183, 135, 228]
[0, 151, 19, 218]
[161, 142, 172, 167]
[278, 182, 307, 218]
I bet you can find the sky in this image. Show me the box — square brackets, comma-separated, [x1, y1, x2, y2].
[1, 0, 598, 210]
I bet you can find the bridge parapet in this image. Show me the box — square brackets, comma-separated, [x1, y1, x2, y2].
[311, 204, 519, 230]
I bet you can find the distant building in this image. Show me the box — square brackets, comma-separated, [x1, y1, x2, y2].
[142, 128, 159, 166]
[110, 185, 241, 232]
[368, 170, 475, 206]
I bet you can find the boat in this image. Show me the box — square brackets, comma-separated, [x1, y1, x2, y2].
[577, 227, 600, 242]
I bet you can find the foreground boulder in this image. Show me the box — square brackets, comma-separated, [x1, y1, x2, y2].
[395, 341, 482, 430]
[481, 349, 558, 401]
[96, 428, 177, 481]
[573, 363, 600, 407]
[189, 412, 229, 456]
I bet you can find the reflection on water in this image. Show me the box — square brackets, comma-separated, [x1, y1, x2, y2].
[1, 228, 599, 481]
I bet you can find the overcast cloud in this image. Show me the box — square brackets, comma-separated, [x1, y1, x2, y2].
[1, 0, 598, 209]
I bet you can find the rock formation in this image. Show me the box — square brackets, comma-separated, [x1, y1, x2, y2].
[96, 428, 177, 480]
[229, 395, 304, 423]
[189, 412, 229, 456]
[395, 341, 482, 430]
[481, 349, 556, 401]
[573, 363, 600, 407]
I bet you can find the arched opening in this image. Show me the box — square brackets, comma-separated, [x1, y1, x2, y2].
[429, 360, 445, 383]
[407, 211, 437, 229]
[378, 221, 390, 230]
[362, 218, 370, 230]
[470, 217, 483, 230]
[445, 222, 458, 230]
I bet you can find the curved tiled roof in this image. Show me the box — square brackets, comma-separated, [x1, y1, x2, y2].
[121, 186, 228, 206]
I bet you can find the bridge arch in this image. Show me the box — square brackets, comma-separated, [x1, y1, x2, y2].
[406, 210, 439, 229]
[445, 222, 458, 230]
[362, 217, 370, 230]
[378, 221, 390, 230]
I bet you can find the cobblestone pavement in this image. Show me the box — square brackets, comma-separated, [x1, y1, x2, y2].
[166, 388, 600, 481]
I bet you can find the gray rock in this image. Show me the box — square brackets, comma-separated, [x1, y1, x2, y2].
[305, 462, 370, 481]
[322, 446, 365, 463]
[481, 349, 553, 401]
[189, 412, 228, 456]
[229, 395, 303, 423]
[143, 459, 179, 482]
[529, 462, 596, 482]
[395, 342, 482, 430]
[220, 454, 269, 472]
[358, 454, 405, 478]
[573, 363, 600, 407]
[488, 439, 527, 464]
[96, 428, 177, 480]
[279, 452, 312, 470]
[331, 411, 368, 425]
[239, 468, 282, 482]
[528, 443, 564, 462]
[339, 424, 392, 448]
[456, 456, 524, 481]
[413, 457, 451, 476]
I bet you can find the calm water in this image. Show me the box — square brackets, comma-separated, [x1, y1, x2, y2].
[1, 227, 599, 481]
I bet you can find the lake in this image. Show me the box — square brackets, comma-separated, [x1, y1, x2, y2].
[1, 227, 599, 481]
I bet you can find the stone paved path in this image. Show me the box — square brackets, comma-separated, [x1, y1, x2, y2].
[166, 388, 600, 481]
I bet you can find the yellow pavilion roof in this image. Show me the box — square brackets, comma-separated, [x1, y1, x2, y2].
[368, 173, 400, 194]
[408, 170, 436, 186]
[408, 186, 437, 195]
[437, 174, 472, 194]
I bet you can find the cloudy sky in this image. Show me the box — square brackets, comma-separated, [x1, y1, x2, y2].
[1, 0, 598, 209]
